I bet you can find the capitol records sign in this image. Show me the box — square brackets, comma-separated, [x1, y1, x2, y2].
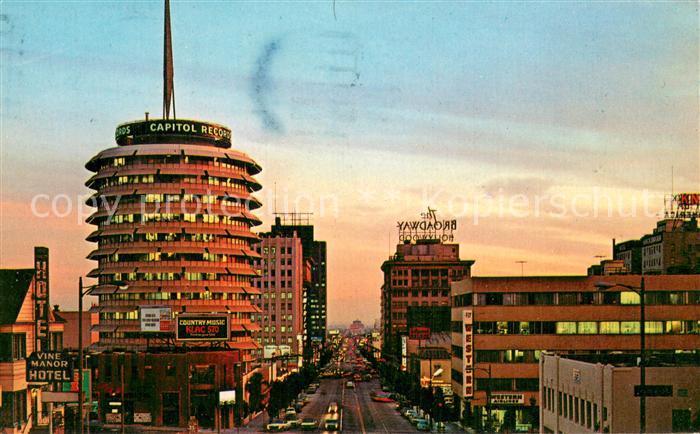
[397, 207, 457, 242]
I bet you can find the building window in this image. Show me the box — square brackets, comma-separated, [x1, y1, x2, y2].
[600, 321, 620, 334]
[0, 333, 26, 361]
[621, 291, 640, 305]
[577, 322, 597, 334]
[621, 321, 640, 334]
[556, 322, 577, 334]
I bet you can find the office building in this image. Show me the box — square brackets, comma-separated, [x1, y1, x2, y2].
[612, 219, 700, 274]
[268, 214, 327, 354]
[381, 239, 474, 365]
[540, 353, 700, 433]
[451, 274, 700, 432]
[252, 234, 305, 356]
[83, 2, 263, 429]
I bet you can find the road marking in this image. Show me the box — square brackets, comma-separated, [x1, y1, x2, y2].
[354, 391, 366, 434]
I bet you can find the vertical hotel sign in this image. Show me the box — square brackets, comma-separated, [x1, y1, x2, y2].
[462, 308, 474, 398]
[34, 247, 50, 352]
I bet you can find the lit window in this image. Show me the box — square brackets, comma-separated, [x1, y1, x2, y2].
[621, 291, 640, 305]
[577, 322, 597, 334]
[620, 321, 640, 334]
[599, 322, 620, 334]
[556, 322, 577, 334]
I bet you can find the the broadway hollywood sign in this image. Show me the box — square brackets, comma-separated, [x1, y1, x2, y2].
[176, 314, 230, 341]
[397, 207, 457, 242]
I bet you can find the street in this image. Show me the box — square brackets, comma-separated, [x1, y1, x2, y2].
[243, 377, 420, 433]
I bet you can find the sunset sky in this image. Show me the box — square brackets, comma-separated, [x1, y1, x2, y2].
[1, 1, 698, 327]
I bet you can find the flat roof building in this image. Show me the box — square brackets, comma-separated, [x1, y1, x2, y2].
[381, 239, 474, 367]
[451, 274, 700, 432]
[252, 234, 305, 357]
[612, 219, 700, 275]
[540, 353, 700, 433]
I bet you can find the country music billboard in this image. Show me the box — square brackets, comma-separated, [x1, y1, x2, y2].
[176, 314, 230, 341]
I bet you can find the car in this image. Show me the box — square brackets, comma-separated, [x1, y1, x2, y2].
[327, 402, 339, 413]
[345, 381, 355, 389]
[415, 419, 430, 431]
[266, 419, 290, 432]
[285, 417, 301, 428]
[300, 418, 318, 431]
[409, 413, 424, 425]
[324, 417, 340, 431]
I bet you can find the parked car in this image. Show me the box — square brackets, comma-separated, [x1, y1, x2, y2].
[266, 419, 290, 432]
[345, 381, 355, 389]
[416, 419, 430, 431]
[285, 416, 301, 428]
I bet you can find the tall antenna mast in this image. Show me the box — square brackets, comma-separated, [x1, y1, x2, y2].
[163, 0, 176, 119]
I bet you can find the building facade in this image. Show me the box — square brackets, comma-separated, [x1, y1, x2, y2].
[0, 248, 65, 432]
[612, 219, 700, 275]
[451, 274, 700, 432]
[268, 215, 327, 353]
[85, 118, 263, 429]
[381, 239, 474, 365]
[252, 234, 305, 356]
[85, 118, 263, 358]
[540, 353, 700, 433]
[59, 311, 98, 351]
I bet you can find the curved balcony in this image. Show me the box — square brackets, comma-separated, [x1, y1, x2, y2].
[85, 183, 260, 208]
[85, 144, 261, 175]
[88, 242, 259, 259]
[86, 224, 260, 242]
[86, 201, 257, 224]
[86, 163, 260, 189]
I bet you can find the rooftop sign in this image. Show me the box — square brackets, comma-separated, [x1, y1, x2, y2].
[115, 119, 232, 147]
[664, 193, 700, 220]
[397, 207, 457, 242]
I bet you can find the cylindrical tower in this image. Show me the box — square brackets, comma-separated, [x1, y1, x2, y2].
[85, 118, 262, 363]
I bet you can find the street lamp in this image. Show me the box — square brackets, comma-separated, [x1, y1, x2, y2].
[465, 365, 492, 431]
[596, 277, 646, 434]
[78, 277, 128, 434]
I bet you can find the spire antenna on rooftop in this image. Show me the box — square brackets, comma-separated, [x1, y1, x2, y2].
[163, 0, 176, 119]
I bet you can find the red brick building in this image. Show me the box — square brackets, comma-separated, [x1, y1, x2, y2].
[381, 239, 474, 365]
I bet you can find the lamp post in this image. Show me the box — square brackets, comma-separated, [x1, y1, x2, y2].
[78, 277, 128, 434]
[596, 278, 645, 433]
[465, 365, 492, 430]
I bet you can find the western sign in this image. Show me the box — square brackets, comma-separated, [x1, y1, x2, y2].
[26, 352, 73, 383]
[176, 314, 230, 341]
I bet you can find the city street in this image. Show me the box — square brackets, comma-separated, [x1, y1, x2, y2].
[243, 377, 420, 433]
